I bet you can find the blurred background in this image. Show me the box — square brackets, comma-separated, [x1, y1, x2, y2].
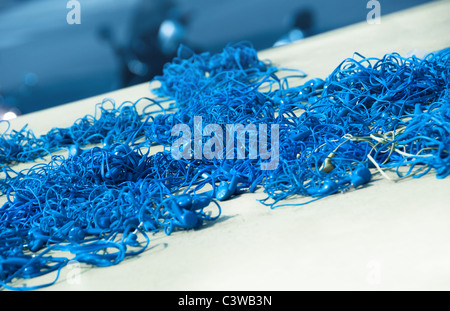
[0, 0, 435, 119]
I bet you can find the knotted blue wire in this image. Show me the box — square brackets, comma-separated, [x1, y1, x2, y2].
[0, 42, 448, 290]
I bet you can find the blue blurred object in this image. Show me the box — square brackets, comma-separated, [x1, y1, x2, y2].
[0, 0, 435, 118]
[0, 0, 176, 116]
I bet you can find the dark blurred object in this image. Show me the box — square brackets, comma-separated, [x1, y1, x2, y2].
[0, 0, 435, 118]
[0, 0, 180, 117]
[274, 7, 315, 47]
[99, 0, 192, 86]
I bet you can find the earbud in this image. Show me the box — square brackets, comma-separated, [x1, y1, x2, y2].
[319, 152, 336, 173]
[27, 229, 49, 252]
[191, 195, 211, 210]
[143, 219, 158, 231]
[333, 165, 372, 190]
[215, 171, 238, 201]
[175, 194, 193, 209]
[68, 145, 83, 157]
[414, 103, 422, 116]
[112, 143, 133, 157]
[123, 221, 144, 247]
[288, 129, 312, 141]
[28, 238, 45, 253]
[0, 255, 42, 279]
[103, 135, 114, 148]
[298, 78, 325, 97]
[169, 196, 202, 229]
[52, 129, 73, 146]
[96, 216, 111, 229]
[307, 78, 325, 89]
[1, 256, 30, 267]
[68, 227, 85, 243]
[350, 166, 372, 188]
[124, 231, 139, 247]
[307, 178, 338, 197]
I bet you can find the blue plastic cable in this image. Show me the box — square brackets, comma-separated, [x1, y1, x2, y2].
[0, 42, 448, 290]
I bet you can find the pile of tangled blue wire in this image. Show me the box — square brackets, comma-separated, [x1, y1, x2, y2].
[0, 42, 449, 290]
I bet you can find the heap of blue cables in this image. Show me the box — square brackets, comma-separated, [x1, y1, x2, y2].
[0, 42, 449, 290]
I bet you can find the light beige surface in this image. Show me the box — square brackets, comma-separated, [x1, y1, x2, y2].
[4, 0, 450, 291]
